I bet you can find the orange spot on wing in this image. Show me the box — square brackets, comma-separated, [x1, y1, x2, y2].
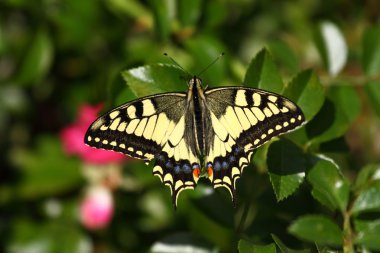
[207, 167, 213, 178]
[193, 167, 201, 178]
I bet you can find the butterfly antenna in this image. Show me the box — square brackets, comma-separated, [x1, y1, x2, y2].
[163, 53, 191, 77]
[197, 52, 225, 77]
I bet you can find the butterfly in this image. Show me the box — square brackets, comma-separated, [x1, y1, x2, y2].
[84, 75, 305, 208]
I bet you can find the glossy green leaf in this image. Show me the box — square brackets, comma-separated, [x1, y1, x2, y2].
[244, 49, 284, 94]
[354, 163, 380, 190]
[307, 85, 360, 144]
[122, 64, 187, 97]
[238, 239, 276, 253]
[17, 29, 53, 86]
[364, 81, 380, 117]
[268, 173, 304, 201]
[271, 234, 310, 253]
[15, 136, 82, 199]
[352, 182, 380, 215]
[283, 69, 324, 121]
[315, 21, 347, 75]
[362, 25, 380, 76]
[307, 157, 349, 212]
[288, 215, 342, 246]
[267, 139, 306, 201]
[115, 86, 137, 107]
[149, 0, 173, 40]
[178, 0, 202, 27]
[354, 219, 380, 250]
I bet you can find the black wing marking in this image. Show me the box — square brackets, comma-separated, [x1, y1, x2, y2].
[84, 93, 200, 208]
[204, 87, 305, 204]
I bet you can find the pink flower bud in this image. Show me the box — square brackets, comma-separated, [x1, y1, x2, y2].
[80, 186, 114, 230]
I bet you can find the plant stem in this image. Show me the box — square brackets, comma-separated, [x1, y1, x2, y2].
[343, 210, 354, 253]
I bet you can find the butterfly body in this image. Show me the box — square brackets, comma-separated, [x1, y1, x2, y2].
[85, 76, 305, 208]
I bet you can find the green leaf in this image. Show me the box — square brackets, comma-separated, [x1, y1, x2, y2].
[238, 239, 276, 253]
[244, 49, 284, 94]
[354, 219, 380, 250]
[364, 81, 380, 117]
[178, 0, 202, 27]
[267, 139, 306, 201]
[14, 136, 82, 199]
[17, 29, 53, 86]
[283, 69, 325, 122]
[352, 182, 380, 215]
[354, 163, 380, 190]
[288, 215, 342, 246]
[269, 41, 299, 73]
[271, 234, 310, 253]
[314, 21, 347, 76]
[307, 85, 360, 144]
[122, 64, 186, 97]
[307, 157, 349, 212]
[362, 25, 380, 76]
[149, 0, 174, 40]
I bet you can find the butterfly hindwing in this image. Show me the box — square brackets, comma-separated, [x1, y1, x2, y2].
[204, 87, 305, 203]
[85, 93, 200, 208]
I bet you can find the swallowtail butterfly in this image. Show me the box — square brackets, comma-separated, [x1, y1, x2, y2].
[85, 75, 305, 208]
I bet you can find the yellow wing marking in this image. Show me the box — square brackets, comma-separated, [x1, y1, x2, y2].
[109, 110, 120, 119]
[252, 93, 261, 106]
[127, 105, 136, 118]
[168, 116, 185, 146]
[134, 118, 147, 137]
[234, 107, 250, 130]
[143, 115, 157, 139]
[126, 119, 139, 134]
[151, 113, 170, 143]
[142, 99, 156, 116]
[235, 90, 248, 106]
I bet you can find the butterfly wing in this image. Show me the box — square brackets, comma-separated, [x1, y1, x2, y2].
[204, 87, 305, 204]
[85, 93, 200, 208]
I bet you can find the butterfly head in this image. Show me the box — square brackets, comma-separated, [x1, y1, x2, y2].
[188, 76, 203, 88]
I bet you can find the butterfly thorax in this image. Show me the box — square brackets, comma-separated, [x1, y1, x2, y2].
[187, 76, 211, 157]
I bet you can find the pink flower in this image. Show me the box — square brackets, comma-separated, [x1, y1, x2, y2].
[60, 104, 125, 164]
[80, 186, 114, 230]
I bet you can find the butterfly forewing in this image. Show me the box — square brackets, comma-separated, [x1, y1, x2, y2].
[85, 93, 201, 208]
[204, 87, 305, 203]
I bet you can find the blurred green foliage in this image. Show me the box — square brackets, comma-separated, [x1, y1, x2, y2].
[1, 0, 380, 252]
